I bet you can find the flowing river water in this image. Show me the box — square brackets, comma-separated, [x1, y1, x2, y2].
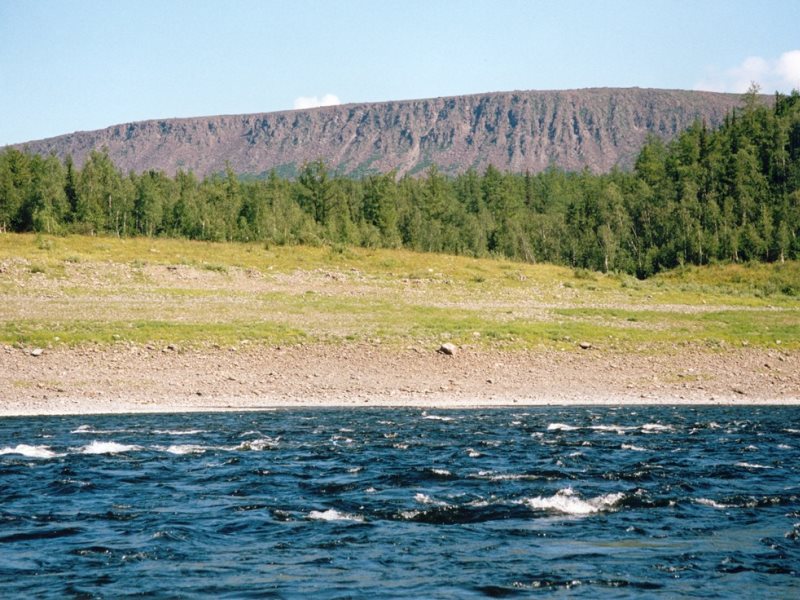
[1, 406, 798, 597]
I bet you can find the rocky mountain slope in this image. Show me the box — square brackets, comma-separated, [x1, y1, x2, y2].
[12, 88, 751, 177]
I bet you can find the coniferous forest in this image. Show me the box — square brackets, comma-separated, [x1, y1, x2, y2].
[2, 89, 799, 278]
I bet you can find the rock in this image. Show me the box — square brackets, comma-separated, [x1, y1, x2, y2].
[20, 89, 745, 179]
[438, 343, 457, 356]
[30, 348, 43, 357]
[578, 341, 592, 350]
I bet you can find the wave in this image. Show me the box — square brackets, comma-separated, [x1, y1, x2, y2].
[0, 444, 58, 459]
[641, 424, 673, 433]
[523, 488, 625, 515]
[422, 412, 454, 422]
[71, 425, 132, 434]
[547, 423, 670, 435]
[307, 509, 365, 522]
[736, 462, 772, 469]
[473, 471, 536, 481]
[414, 493, 449, 506]
[621, 444, 648, 452]
[696, 498, 732, 509]
[161, 445, 208, 455]
[233, 438, 279, 451]
[80, 441, 142, 455]
[153, 429, 206, 436]
[547, 423, 580, 431]
[591, 425, 633, 434]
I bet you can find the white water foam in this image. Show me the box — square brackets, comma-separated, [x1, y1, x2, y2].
[233, 438, 279, 451]
[473, 471, 536, 481]
[399, 510, 422, 519]
[71, 425, 131, 434]
[547, 423, 580, 431]
[621, 444, 648, 452]
[696, 498, 732, 509]
[641, 424, 674, 433]
[0, 444, 58, 459]
[307, 509, 364, 522]
[431, 468, 452, 476]
[162, 444, 208, 455]
[80, 441, 142, 454]
[591, 425, 633, 434]
[524, 487, 625, 515]
[414, 493, 449, 506]
[466, 448, 482, 458]
[736, 462, 772, 469]
[153, 429, 206, 436]
[422, 413, 454, 422]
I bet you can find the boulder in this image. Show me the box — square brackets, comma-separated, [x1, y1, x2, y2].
[438, 343, 457, 356]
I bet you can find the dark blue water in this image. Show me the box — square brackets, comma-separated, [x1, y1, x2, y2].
[1, 407, 799, 598]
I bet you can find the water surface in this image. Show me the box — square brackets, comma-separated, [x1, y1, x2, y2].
[1, 407, 799, 597]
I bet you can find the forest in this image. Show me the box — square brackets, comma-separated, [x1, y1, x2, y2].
[1, 88, 799, 278]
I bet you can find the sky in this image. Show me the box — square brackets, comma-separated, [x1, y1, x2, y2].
[1, 0, 799, 146]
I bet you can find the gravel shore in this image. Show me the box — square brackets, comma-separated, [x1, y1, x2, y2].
[2, 343, 797, 416]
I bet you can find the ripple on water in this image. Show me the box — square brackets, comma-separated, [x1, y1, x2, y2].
[0, 407, 797, 598]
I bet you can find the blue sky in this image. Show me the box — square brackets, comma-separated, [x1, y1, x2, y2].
[1, 0, 799, 146]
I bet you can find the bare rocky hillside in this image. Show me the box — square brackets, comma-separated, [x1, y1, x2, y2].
[12, 88, 752, 177]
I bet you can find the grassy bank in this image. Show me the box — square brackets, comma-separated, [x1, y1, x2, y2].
[1, 233, 798, 351]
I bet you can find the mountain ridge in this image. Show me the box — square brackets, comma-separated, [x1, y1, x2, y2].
[11, 87, 755, 177]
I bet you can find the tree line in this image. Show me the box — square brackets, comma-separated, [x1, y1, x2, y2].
[1, 88, 799, 277]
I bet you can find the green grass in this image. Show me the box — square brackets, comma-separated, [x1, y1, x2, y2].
[0, 319, 306, 348]
[1, 233, 798, 350]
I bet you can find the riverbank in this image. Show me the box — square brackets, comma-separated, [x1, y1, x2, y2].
[2, 343, 797, 416]
[2, 234, 798, 415]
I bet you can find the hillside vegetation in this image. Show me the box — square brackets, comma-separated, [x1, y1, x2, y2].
[1, 89, 799, 279]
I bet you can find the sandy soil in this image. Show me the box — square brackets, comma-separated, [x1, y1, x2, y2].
[2, 342, 798, 416]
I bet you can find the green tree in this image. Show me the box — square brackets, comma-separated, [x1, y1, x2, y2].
[26, 154, 68, 234]
[74, 149, 124, 234]
[297, 160, 335, 224]
[0, 148, 31, 231]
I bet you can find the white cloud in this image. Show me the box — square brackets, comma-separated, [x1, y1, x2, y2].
[694, 50, 800, 93]
[776, 50, 800, 89]
[292, 94, 341, 110]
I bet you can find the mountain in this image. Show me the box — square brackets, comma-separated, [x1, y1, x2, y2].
[11, 88, 752, 177]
